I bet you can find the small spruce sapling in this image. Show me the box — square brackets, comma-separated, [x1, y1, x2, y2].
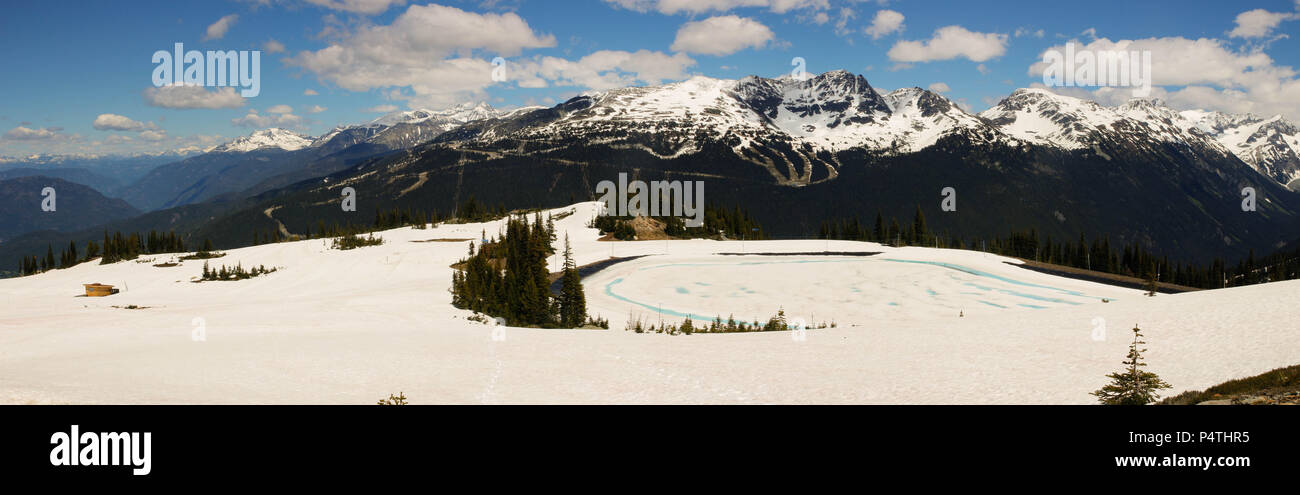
[1092, 325, 1172, 405]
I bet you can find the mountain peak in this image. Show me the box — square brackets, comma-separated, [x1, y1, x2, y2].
[212, 128, 313, 153]
[1182, 108, 1300, 187]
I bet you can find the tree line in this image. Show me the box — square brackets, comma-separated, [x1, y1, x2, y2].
[817, 206, 1300, 290]
[591, 204, 765, 240]
[17, 230, 194, 276]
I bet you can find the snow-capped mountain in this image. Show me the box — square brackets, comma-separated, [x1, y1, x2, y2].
[977, 89, 1253, 177]
[211, 128, 314, 153]
[1181, 110, 1300, 189]
[311, 102, 511, 152]
[369, 102, 500, 128]
[435, 70, 1001, 185]
[977, 88, 1122, 149]
[460, 71, 994, 154]
[974, 88, 1229, 153]
[733, 71, 998, 152]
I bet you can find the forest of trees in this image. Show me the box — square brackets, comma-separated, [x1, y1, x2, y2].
[817, 206, 1300, 290]
[450, 212, 600, 328]
[592, 204, 765, 241]
[448, 196, 509, 224]
[818, 205, 934, 247]
[17, 230, 193, 276]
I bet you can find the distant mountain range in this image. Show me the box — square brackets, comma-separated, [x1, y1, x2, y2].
[0, 176, 139, 242]
[0, 152, 197, 196]
[3, 70, 1300, 273]
[110, 102, 531, 211]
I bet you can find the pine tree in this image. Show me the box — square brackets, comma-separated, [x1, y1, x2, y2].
[558, 234, 587, 327]
[912, 205, 927, 245]
[1092, 325, 1172, 405]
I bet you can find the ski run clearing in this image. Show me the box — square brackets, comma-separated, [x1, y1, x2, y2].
[2, 202, 1297, 404]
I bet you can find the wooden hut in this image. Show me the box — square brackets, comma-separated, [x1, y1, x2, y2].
[83, 283, 119, 297]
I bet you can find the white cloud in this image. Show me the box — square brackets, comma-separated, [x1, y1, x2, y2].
[303, 89, 320, 96]
[928, 82, 950, 93]
[1228, 8, 1297, 39]
[266, 104, 294, 114]
[264, 39, 286, 54]
[887, 26, 1008, 63]
[864, 10, 904, 40]
[288, 3, 556, 108]
[304, 0, 407, 15]
[1, 126, 68, 141]
[604, 0, 829, 15]
[143, 84, 246, 109]
[511, 50, 697, 92]
[1029, 37, 1281, 90]
[831, 7, 855, 37]
[202, 14, 238, 42]
[671, 16, 774, 56]
[139, 129, 168, 142]
[363, 104, 399, 113]
[231, 109, 304, 128]
[290, 3, 698, 108]
[92, 114, 158, 132]
[305, 105, 328, 114]
[1029, 36, 1300, 121]
[1014, 27, 1044, 39]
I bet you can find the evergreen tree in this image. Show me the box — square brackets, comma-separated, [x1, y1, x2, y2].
[558, 234, 587, 327]
[912, 205, 927, 245]
[1092, 325, 1172, 405]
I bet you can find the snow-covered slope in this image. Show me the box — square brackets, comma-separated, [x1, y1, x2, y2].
[376, 102, 498, 128]
[1181, 110, 1300, 188]
[311, 102, 512, 152]
[978, 88, 1120, 149]
[978, 89, 1246, 168]
[2, 202, 1297, 404]
[211, 128, 314, 153]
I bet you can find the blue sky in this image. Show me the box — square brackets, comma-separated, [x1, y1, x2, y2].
[2, 0, 1299, 157]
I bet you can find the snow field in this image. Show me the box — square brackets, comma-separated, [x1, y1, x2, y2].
[1, 202, 1297, 404]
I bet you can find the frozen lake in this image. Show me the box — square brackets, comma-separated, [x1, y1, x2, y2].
[584, 254, 1137, 328]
